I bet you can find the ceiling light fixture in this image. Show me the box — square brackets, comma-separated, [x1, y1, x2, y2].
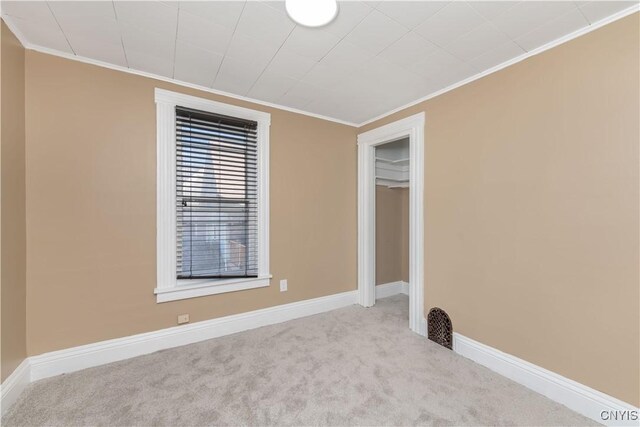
[285, 0, 339, 28]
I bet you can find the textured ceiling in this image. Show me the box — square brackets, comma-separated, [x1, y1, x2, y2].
[2, 1, 638, 125]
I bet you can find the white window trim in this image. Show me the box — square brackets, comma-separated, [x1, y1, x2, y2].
[154, 88, 271, 303]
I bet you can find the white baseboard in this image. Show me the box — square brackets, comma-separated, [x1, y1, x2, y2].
[29, 290, 357, 382]
[0, 359, 31, 416]
[376, 281, 409, 299]
[2, 290, 357, 414]
[5, 290, 636, 426]
[401, 281, 409, 295]
[453, 333, 639, 426]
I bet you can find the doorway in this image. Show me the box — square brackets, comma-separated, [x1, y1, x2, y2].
[357, 113, 425, 335]
[375, 138, 409, 297]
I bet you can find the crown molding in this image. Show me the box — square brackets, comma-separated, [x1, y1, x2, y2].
[357, 4, 640, 127]
[3, 5, 639, 129]
[0, 16, 357, 128]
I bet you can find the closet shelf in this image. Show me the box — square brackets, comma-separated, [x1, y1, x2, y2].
[375, 157, 410, 165]
[375, 176, 408, 182]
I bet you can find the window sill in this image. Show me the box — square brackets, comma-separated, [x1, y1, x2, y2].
[154, 275, 271, 303]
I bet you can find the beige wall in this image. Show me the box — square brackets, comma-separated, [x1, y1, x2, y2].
[375, 186, 408, 285]
[24, 51, 357, 356]
[361, 14, 640, 406]
[1, 20, 27, 382]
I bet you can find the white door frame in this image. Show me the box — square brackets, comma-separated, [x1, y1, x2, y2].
[357, 112, 426, 336]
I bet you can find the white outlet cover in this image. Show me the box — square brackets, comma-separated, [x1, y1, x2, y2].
[279, 279, 288, 292]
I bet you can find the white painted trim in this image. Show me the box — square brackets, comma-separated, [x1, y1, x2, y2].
[358, 140, 376, 308]
[155, 88, 271, 303]
[358, 113, 425, 336]
[0, 359, 31, 417]
[155, 89, 272, 124]
[5, 296, 636, 425]
[155, 276, 272, 303]
[156, 99, 177, 293]
[30, 290, 357, 382]
[375, 281, 409, 299]
[4, 6, 637, 129]
[357, 4, 640, 127]
[3, 290, 357, 413]
[453, 333, 640, 426]
[0, 15, 356, 128]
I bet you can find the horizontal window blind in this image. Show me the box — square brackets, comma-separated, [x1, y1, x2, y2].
[176, 106, 258, 280]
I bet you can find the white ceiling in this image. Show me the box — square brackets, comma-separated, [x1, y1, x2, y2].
[2, 1, 638, 125]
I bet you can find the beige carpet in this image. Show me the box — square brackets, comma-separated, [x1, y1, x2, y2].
[3, 295, 595, 426]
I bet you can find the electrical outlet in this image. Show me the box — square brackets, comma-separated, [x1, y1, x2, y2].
[279, 279, 288, 292]
[177, 314, 190, 324]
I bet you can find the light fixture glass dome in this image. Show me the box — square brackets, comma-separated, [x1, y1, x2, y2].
[285, 0, 339, 28]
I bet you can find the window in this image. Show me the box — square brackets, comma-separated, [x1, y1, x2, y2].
[155, 89, 270, 303]
[176, 107, 258, 280]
